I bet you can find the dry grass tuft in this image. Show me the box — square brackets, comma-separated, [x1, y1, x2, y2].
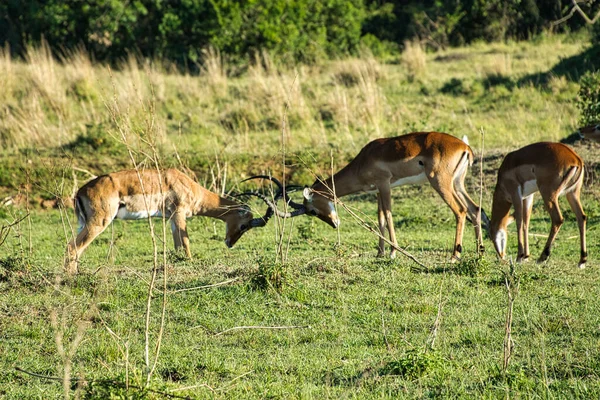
[200, 46, 228, 95]
[25, 38, 67, 116]
[483, 53, 512, 77]
[402, 40, 427, 79]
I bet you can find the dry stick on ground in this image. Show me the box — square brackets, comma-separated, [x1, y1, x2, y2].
[212, 325, 310, 336]
[503, 260, 519, 374]
[334, 198, 428, 269]
[427, 276, 447, 351]
[170, 277, 240, 294]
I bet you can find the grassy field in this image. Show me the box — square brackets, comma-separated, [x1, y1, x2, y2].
[1, 34, 600, 398]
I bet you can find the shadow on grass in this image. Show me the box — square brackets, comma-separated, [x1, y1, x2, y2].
[518, 45, 600, 87]
[324, 351, 444, 387]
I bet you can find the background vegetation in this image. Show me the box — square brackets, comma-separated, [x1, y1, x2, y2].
[1, 1, 600, 398]
[2, 0, 600, 65]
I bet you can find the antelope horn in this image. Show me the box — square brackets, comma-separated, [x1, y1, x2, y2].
[238, 191, 306, 221]
[241, 175, 305, 210]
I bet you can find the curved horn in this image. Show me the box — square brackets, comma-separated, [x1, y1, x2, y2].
[239, 191, 306, 222]
[242, 175, 305, 210]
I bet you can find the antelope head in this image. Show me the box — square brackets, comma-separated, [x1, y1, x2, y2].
[578, 123, 600, 142]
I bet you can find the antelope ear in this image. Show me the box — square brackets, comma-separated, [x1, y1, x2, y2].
[303, 187, 313, 201]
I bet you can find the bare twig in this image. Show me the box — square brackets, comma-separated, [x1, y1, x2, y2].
[335, 198, 428, 269]
[427, 272, 447, 351]
[170, 277, 240, 294]
[502, 260, 519, 374]
[0, 213, 29, 247]
[551, 0, 600, 26]
[206, 325, 310, 336]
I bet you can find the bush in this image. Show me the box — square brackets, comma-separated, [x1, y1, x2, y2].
[577, 70, 600, 126]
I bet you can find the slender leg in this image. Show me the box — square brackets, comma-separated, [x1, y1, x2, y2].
[65, 221, 111, 274]
[171, 211, 191, 258]
[538, 195, 564, 263]
[566, 188, 587, 268]
[376, 193, 387, 257]
[65, 198, 118, 274]
[455, 170, 486, 253]
[430, 176, 467, 261]
[377, 184, 397, 258]
[520, 194, 534, 262]
[508, 191, 526, 262]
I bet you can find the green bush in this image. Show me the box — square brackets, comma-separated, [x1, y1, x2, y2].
[577, 70, 600, 126]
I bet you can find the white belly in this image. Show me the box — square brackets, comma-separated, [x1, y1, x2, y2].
[521, 180, 538, 197]
[391, 172, 428, 188]
[116, 207, 163, 220]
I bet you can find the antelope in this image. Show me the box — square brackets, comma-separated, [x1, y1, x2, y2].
[578, 123, 600, 142]
[488, 142, 587, 268]
[250, 132, 489, 260]
[65, 168, 275, 274]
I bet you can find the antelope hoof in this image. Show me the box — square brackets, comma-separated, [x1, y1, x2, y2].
[578, 262, 586, 269]
[516, 255, 530, 263]
[536, 256, 548, 264]
[389, 251, 397, 260]
[450, 255, 461, 263]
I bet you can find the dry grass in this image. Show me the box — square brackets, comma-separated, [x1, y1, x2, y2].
[401, 40, 427, 80]
[0, 35, 588, 155]
[483, 53, 512, 78]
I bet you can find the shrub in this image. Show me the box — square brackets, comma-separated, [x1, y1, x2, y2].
[577, 70, 600, 126]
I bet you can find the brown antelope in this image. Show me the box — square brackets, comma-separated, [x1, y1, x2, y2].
[250, 132, 489, 260]
[578, 123, 600, 142]
[488, 142, 587, 268]
[65, 168, 275, 274]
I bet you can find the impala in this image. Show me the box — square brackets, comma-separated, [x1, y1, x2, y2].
[65, 168, 275, 274]
[488, 142, 587, 268]
[578, 123, 600, 141]
[250, 132, 489, 260]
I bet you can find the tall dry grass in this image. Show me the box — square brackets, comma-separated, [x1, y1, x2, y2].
[402, 40, 427, 80]
[0, 36, 586, 156]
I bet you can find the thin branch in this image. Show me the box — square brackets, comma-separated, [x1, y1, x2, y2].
[335, 198, 428, 269]
[170, 277, 240, 294]
[551, 0, 600, 26]
[208, 325, 310, 336]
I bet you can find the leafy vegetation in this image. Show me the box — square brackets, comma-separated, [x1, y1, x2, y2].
[2, 0, 598, 65]
[577, 70, 600, 126]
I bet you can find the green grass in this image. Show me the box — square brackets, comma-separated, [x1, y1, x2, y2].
[1, 33, 600, 398]
[1, 180, 600, 398]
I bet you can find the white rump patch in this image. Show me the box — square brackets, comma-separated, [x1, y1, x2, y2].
[116, 207, 162, 220]
[521, 180, 538, 198]
[390, 172, 427, 188]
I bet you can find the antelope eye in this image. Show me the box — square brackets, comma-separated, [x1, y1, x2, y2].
[240, 224, 247, 231]
[310, 210, 317, 216]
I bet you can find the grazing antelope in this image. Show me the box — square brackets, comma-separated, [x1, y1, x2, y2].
[250, 132, 489, 260]
[65, 168, 274, 274]
[578, 123, 600, 142]
[488, 142, 587, 268]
